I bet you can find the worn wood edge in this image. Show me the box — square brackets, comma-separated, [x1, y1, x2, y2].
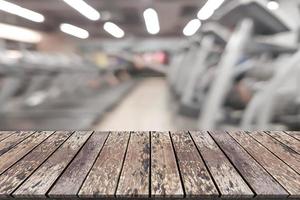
[44, 131, 94, 198]
[0, 131, 74, 199]
[115, 131, 150, 198]
[0, 132, 15, 143]
[221, 131, 290, 199]
[10, 131, 78, 199]
[229, 131, 297, 198]
[246, 131, 300, 175]
[47, 132, 110, 199]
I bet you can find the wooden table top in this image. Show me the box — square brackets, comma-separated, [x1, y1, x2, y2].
[0, 131, 299, 199]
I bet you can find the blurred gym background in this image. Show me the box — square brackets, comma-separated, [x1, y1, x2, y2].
[0, 0, 299, 131]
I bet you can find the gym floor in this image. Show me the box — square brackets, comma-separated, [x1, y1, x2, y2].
[94, 78, 197, 131]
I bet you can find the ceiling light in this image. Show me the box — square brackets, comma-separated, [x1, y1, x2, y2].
[103, 22, 125, 38]
[183, 19, 201, 36]
[0, 23, 42, 43]
[60, 23, 89, 39]
[267, 1, 279, 10]
[143, 8, 160, 34]
[62, 0, 100, 21]
[197, 0, 224, 20]
[0, 0, 44, 23]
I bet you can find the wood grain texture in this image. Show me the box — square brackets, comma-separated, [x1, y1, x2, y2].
[170, 131, 218, 198]
[151, 131, 183, 198]
[267, 131, 300, 154]
[79, 132, 130, 198]
[0, 132, 13, 143]
[13, 131, 92, 198]
[209, 131, 288, 198]
[0, 131, 53, 175]
[48, 132, 108, 198]
[116, 132, 150, 198]
[286, 131, 300, 141]
[249, 131, 300, 173]
[0, 131, 34, 157]
[190, 131, 253, 198]
[0, 131, 72, 198]
[229, 131, 300, 197]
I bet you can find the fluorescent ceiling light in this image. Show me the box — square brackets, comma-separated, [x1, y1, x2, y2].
[60, 23, 89, 39]
[63, 0, 100, 21]
[197, 0, 224, 20]
[267, 1, 279, 10]
[143, 8, 160, 34]
[0, 23, 42, 43]
[0, 0, 44, 23]
[183, 19, 201, 36]
[103, 22, 125, 38]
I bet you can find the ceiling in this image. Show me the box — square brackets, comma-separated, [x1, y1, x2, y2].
[0, 0, 209, 38]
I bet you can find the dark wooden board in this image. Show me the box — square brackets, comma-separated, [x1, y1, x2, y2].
[0, 131, 72, 198]
[267, 131, 300, 154]
[209, 131, 288, 198]
[229, 131, 300, 197]
[78, 132, 130, 198]
[170, 131, 218, 198]
[286, 131, 300, 141]
[151, 131, 183, 198]
[0, 131, 34, 156]
[0, 131, 53, 175]
[190, 131, 253, 198]
[0, 132, 13, 143]
[13, 131, 92, 198]
[116, 132, 150, 198]
[48, 132, 108, 198]
[249, 131, 300, 173]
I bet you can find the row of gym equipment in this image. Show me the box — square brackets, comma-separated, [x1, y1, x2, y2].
[168, 0, 300, 130]
[0, 46, 136, 130]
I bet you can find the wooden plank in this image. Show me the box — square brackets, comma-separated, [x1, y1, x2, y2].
[116, 132, 150, 198]
[267, 131, 300, 154]
[286, 131, 300, 141]
[0, 131, 72, 198]
[209, 131, 288, 198]
[249, 131, 300, 173]
[0, 132, 14, 143]
[190, 131, 253, 198]
[79, 132, 130, 198]
[151, 131, 183, 198]
[0, 131, 53, 175]
[13, 131, 92, 198]
[229, 131, 300, 197]
[0, 131, 34, 157]
[48, 132, 108, 198]
[170, 131, 218, 198]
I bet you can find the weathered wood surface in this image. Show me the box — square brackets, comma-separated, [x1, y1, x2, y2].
[0, 131, 72, 198]
[249, 131, 300, 173]
[151, 131, 183, 198]
[0, 131, 53, 175]
[0, 132, 13, 143]
[209, 131, 288, 198]
[229, 131, 300, 197]
[170, 131, 218, 198]
[267, 131, 300, 154]
[0, 131, 298, 199]
[116, 132, 150, 197]
[190, 131, 253, 198]
[48, 132, 108, 198]
[13, 131, 92, 198]
[78, 132, 130, 198]
[286, 131, 300, 141]
[0, 131, 34, 156]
